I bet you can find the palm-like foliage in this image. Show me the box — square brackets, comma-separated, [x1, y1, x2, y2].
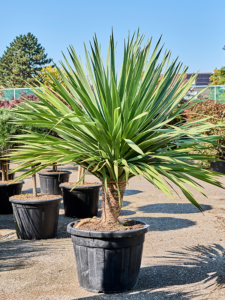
[9, 31, 223, 214]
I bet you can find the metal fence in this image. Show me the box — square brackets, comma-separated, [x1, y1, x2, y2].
[1, 85, 225, 103]
[183, 85, 225, 103]
[0, 88, 38, 101]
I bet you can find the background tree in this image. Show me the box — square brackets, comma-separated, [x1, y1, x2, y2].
[209, 45, 225, 85]
[0, 33, 52, 88]
[38, 65, 68, 89]
[209, 67, 225, 85]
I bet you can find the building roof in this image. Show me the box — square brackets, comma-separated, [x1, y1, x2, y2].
[186, 73, 212, 86]
[158, 72, 212, 87]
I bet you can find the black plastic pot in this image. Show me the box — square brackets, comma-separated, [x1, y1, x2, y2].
[0, 181, 24, 214]
[0, 171, 15, 181]
[38, 171, 71, 195]
[59, 183, 102, 218]
[210, 159, 225, 174]
[9, 196, 62, 240]
[67, 221, 149, 293]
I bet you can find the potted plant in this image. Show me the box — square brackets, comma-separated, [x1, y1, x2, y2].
[8, 31, 224, 293]
[9, 164, 63, 240]
[59, 165, 102, 218]
[0, 95, 55, 214]
[0, 108, 24, 214]
[38, 162, 71, 195]
[185, 98, 225, 172]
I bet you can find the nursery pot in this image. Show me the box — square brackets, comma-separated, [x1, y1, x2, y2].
[9, 196, 62, 240]
[0, 181, 24, 214]
[38, 171, 71, 195]
[59, 183, 102, 218]
[0, 171, 15, 181]
[210, 158, 225, 174]
[67, 221, 149, 293]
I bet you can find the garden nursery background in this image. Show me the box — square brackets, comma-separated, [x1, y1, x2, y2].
[1, 0, 225, 299]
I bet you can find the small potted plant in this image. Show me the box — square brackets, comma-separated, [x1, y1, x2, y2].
[0, 108, 24, 214]
[38, 162, 71, 195]
[0, 94, 53, 214]
[8, 31, 224, 293]
[9, 164, 63, 240]
[59, 165, 101, 218]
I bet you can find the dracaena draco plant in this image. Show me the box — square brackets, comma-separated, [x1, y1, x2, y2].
[8, 31, 224, 226]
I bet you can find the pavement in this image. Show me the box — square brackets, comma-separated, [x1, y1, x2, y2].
[1, 164, 225, 299]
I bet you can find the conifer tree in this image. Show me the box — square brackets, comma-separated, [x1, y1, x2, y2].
[0, 33, 52, 88]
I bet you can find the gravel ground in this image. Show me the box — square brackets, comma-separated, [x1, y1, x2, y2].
[1, 164, 225, 299]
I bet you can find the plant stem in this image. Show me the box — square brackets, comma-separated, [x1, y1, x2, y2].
[31, 166, 37, 197]
[53, 162, 57, 172]
[5, 159, 8, 181]
[77, 165, 81, 181]
[80, 167, 85, 185]
[77, 166, 85, 184]
[2, 160, 6, 181]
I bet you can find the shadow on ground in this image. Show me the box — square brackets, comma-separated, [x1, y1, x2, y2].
[135, 216, 196, 231]
[57, 214, 76, 238]
[0, 239, 71, 272]
[22, 187, 41, 194]
[76, 244, 225, 300]
[120, 209, 136, 216]
[138, 203, 212, 214]
[124, 190, 143, 196]
[0, 214, 15, 230]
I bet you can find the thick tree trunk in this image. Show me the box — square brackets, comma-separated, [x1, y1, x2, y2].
[101, 181, 126, 224]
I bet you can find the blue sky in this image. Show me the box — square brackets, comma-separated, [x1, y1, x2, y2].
[0, 0, 224, 73]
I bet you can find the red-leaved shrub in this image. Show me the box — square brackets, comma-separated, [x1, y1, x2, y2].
[185, 99, 225, 166]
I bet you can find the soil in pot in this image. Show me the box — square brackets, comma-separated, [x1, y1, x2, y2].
[0, 181, 24, 214]
[73, 219, 145, 231]
[38, 170, 71, 195]
[67, 219, 149, 293]
[59, 182, 102, 218]
[10, 193, 62, 240]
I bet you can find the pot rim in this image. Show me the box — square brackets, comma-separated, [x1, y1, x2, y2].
[38, 170, 72, 175]
[67, 220, 149, 238]
[9, 195, 63, 204]
[0, 181, 24, 187]
[59, 183, 102, 190]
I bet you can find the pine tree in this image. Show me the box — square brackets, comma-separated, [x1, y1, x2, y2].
[0, 33, 52, 88]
